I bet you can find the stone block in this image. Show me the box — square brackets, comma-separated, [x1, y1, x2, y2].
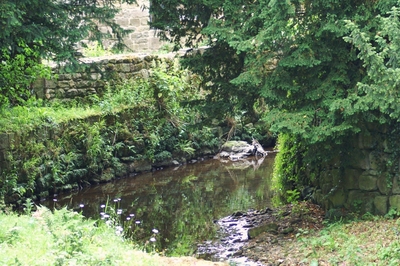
[346, 190, 378, 213]
[369, 151, 386, 170]
[358, 133, 375, 149]
[130, 18, 141, 27]
[116, 63, 131, 73]
[329, 188, 346, 208]
[58, 74, 72, 80]
[32, 78, 46, 98]
[365, 192, 380, 213]
[131, 159, 152, 173]
[377, 172, 391, 195]
[140, 18, 149, 26]
[359, 170, 377, 191]
[45, 79, 57, 89]
[348, 149, 370, 170]
[248, 223, 278, 239]
[0, 150, 5, 161]
[346, 190, 364, 210]
[87, 88, 97, 94]
[72, 73, 82, 79]
[59, 80, 74, 88]
[331, 169, 342, 186]
[321, 182, 333, 195]
[374, 196, 388, 215]
[392, 174, 400, 194]
[56, 88, 65, 96]
[32, 77, 45, 88]
[76, 81, 91, 88]
[93, 80, 105, 88]
[45, 91, 53, 99]
[136, 38, 149, 44]
[116, 18, 130, 27]
[389, 195, 400, 211]
[0, 134, 9, 149]
[66, 88, 79, 97]
[343, 169, 361, 190]
[90, 73, 101, 80]
[121, 58, 133, 63]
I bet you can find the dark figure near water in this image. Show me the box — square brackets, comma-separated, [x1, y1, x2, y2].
[252, 138, 268, 157]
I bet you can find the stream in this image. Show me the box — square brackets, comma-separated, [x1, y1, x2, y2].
[41, 152, 276, 264]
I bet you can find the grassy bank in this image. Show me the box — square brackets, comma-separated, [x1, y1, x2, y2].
[0, 207, 226, 266]
[0, 60, 218, 205]
[248, 211, 400, 265]
[296, 218, 400, 265]
[0, 58, 273, 205]
[3, 204, 400, 266]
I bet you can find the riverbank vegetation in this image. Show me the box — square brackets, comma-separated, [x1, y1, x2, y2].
[0, 58, 272, 206]
[0, 206, 226, 266]
[2, 0, 400, 264]
[3, 201, 400, 265]
[244, 206, 400, 265]
[149, 0, 400, 205]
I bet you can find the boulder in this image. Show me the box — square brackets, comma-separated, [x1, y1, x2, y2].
[221, 141, 253, 154]
[247, 222, 279, 239]
[218, 140, 257, 160]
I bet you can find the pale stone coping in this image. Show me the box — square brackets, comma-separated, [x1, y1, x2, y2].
[44, 47, 209, 68]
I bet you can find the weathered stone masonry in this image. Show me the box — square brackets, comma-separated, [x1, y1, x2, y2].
[96, 0, 164, 52]
[0, 54, 217, 204]
[33, 54, 175, 100]
[313, 125, 400, 215]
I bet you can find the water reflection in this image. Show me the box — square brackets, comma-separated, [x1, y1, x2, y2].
[42, 154, 275, 256]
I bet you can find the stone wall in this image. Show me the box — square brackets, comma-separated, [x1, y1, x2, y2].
[95, 0, 165, 52]
[313, 125, 400, 215]
[33, 54, 175, 100]
[0, 108, 220, 203]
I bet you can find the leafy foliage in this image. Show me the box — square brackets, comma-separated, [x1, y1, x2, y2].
[0, 0, 135, 64]
[0, 60, 226, 203]
[0, 42, 51, 107]
[0, 207, 169, 265]
[150, 0, 400, 193]
[0, 0, 136, 107]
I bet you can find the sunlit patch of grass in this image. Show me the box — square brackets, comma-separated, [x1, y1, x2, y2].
[0, 101, 103, 133]
[292, 218, 400, 265]
[0, 59, 202, 134]
[0, 207, 223, 266]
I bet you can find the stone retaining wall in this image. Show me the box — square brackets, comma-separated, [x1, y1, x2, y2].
[313, 125, 400, 215]
[97, 0, 165, 52]
[33, 54, 175, 100]
[0, 107, 220, 203]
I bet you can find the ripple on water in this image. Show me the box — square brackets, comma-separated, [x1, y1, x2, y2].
[197, 211, 265, 266]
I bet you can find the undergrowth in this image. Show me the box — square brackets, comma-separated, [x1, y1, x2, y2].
[0, 207, 172, 266]
[294, 217, 400, 265]
[0, 59, 224, 205]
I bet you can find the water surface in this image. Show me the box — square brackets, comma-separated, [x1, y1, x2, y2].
[42, 154, 275, 255]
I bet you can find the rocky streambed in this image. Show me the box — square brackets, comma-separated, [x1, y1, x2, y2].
[197, 201, 325, 265]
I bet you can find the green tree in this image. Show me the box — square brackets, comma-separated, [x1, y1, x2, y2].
[150, 0, 262, 122]
[150, 0, 399, 137]
[149, 0, 400, 187]
[0, 0, 136, 107]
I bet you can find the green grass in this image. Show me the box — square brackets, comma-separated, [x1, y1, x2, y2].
[0, 58, 196, 134]
[0, 102, 101, 133]
[0, 207, 223, 266]
[0, 207, 160, 265]
[284, 217, 400, 265]
[0, 77, 155, 134]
